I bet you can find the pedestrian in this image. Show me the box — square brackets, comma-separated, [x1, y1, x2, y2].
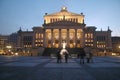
[79, 49, 86, 64]
[86, 53, 91, 63]
[64, 51, 69, 63]
[89, 52, 93, 63]
[86, 52, 93, 63]
[77, 52, 80, 59]
[56, 50, 62, 63]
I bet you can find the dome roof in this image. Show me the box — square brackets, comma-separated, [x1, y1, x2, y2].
[45, 7, 84, 16]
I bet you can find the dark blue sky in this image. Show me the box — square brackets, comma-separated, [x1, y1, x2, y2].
[0, 0, 120, 36]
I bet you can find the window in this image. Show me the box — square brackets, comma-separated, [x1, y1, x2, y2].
[85, 33, 93, 47]
[23, 36, 32, 48]
[97, 41, 106, 48]
[35, 33, 38, 39]
[85, 34, 87, 38]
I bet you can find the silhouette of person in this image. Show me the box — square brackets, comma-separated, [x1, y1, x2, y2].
[79, 49, 86, 64]
[64, 51, 69, 63]
[86, 53, 90, 63]
[77, 52, 80, 59]
[86, 52, 93, 63]
[56, 50, 61, 63]
[89, 52, 93, 63]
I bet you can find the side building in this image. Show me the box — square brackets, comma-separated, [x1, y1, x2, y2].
[112, 37, 120, 55]
[0, 35, 9, 55]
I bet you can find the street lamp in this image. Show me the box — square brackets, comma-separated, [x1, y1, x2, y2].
[6, 46, 12, 49]
[118, 45, 120, 49]
[6, 45, 12, 55]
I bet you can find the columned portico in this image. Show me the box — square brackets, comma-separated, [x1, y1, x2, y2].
[44, 28, 83, 48]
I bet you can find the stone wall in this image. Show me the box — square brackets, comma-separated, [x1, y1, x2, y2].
[31, 47, 45, 56]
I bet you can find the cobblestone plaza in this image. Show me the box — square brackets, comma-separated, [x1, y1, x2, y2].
[0, 56, 120, 80]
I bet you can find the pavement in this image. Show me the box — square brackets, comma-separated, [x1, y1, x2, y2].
[0, 56, 120, 80]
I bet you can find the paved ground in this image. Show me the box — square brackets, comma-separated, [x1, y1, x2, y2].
[0, 56, 120, 80]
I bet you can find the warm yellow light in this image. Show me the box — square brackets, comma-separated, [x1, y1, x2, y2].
[36, 33, 38, 39]
[53, 43, 55, 45]
[6, 46, 12, 49]
[48, 33, 51, 39]
[62, 6, 66, 10]
[74, 43, 76, 46]
[15, 53, 18, 56]
[119, 46, 120, 48]
[112, 53, 116, 56]
[63, 41, 66, 49]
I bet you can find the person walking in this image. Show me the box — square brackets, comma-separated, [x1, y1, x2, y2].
[64, 51, 69, 63]
[86, 53, 90, 63]
[86, 52, 94, 63]
[79, 49, 86, 64]
[56, 50, 61, 63]
[89, 52, 93, 63]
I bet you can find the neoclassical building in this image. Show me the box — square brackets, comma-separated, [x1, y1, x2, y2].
[17, 7, 112, 56]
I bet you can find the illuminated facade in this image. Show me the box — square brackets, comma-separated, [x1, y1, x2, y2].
[0, 35, 9, 54]
[18, 7, 112, 54]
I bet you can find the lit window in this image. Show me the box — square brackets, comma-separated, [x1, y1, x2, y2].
[88, 40, 90, 42]
[77, 33, 81, 39]
[70, 33, 74, 39]
[91, 34, 93, 38]
[85, 34, 87, 38]
[91, 44, 93, 46]
[41, 40, 43, 42]
[36, 33, 39, 39]
[88, 33, 91, 38]
[39, 33, 41, 38]
[41, 34, 43, 38]
[62, 33, 67, 39]
[91, 40, 93, 42]
[48, 33, 51, 40]
[41, 44, 43, 46]
[55, 33, 59, 39]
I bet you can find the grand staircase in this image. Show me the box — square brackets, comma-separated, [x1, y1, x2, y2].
[42, 48, 58, 56]
[42, 48, 84, 56]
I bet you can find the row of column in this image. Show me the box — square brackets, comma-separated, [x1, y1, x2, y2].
[44, 29, 82, 48]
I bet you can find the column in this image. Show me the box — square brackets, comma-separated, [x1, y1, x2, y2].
[43, 29, 46, 47]
[75, 29, 77, 48]
[93, 32, 96, 48]
[51, 29, 54, 48]
[67, 29, 69, 48]
[59, 29, 61, 48]
[32, 32, 35, 47]
[82, 30, 85, 47]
